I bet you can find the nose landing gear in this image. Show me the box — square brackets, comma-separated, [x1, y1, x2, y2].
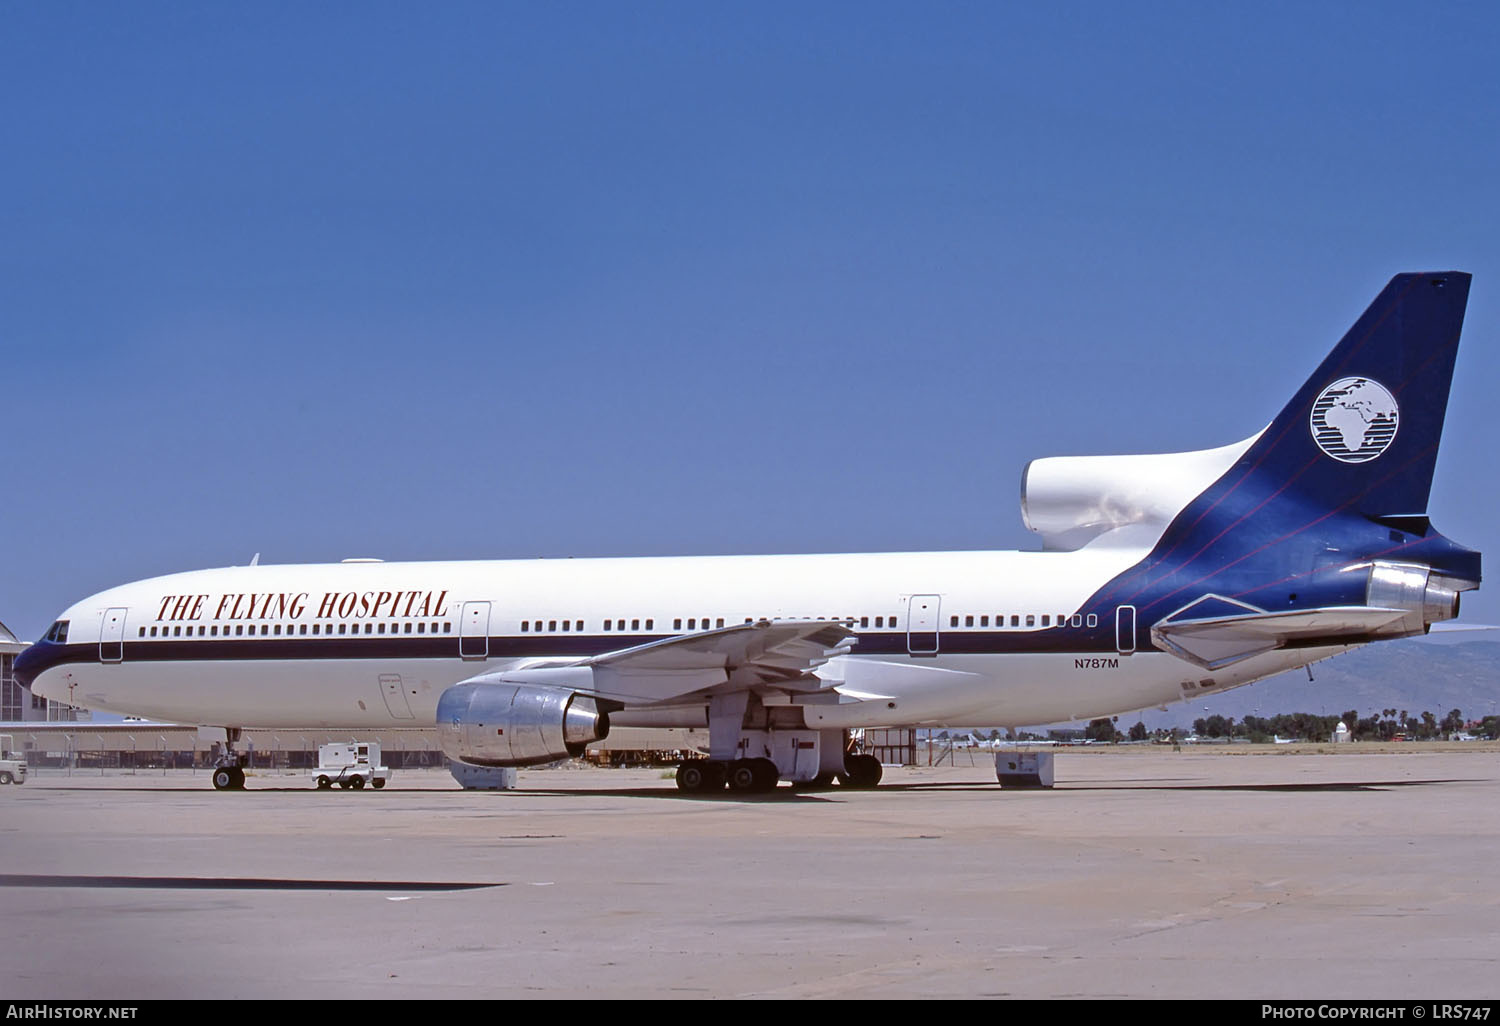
[211, 765, 246, 790]
[208, 730, 249, 790]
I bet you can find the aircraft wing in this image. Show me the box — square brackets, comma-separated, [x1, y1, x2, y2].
[454, 620, 858, 704]
[1152, 606, 1411, 670]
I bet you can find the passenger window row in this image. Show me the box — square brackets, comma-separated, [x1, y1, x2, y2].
[134, 612, 924, 640]
[140, 622, 454, 638]
[666, 616, 902, 631]
[521, 614, 906, 634]
[521, 619, 596, 632]
[946, 613, 1099, 629]
[521, 619, 665, 633]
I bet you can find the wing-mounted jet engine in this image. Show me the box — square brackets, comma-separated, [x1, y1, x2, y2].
[438, 681, 614, 767]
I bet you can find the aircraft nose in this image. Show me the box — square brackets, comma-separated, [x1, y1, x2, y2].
[13, 642, 51, 690]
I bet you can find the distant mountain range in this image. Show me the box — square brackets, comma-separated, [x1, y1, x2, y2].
[1117, 636, 1500, 733]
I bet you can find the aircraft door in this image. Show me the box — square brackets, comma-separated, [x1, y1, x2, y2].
[100, 608, 127, 664]
[907, 594, 941, 655]
[1115, 605, 1136, 655]
[379, 673, 415, 720]
[459, 601, 490, 660]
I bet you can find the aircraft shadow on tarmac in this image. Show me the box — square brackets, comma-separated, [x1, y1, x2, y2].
[0, 874, 501, 891]
[879, 778, 1472, 794]
[27, 783, 839, 801]
[1078, 779, 1470, 793]
[31, 778, 1475, 800]
[420, 777, 1476, 799]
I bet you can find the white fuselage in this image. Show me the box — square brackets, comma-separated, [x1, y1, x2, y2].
[29, 546, 1342, 730]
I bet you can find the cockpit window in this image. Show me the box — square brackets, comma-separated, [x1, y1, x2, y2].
[44, 620, 70, 643]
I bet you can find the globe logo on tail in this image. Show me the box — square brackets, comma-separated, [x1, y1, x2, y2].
[1309, 377, 1399, 463]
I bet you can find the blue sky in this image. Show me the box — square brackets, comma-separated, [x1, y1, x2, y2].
[3, 2, 1498, 642]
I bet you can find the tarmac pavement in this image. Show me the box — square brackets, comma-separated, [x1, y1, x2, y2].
[2, 747, 1497, 999]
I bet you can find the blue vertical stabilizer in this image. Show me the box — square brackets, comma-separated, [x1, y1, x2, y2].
[1095, 273, 1479, 644]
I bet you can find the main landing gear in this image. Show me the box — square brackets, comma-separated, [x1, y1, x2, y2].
[674, 753, 883, 794]
[675, 758, 776, 793]
[679, 703, 883, 795]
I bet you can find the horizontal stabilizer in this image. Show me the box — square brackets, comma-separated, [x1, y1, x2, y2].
[1152, 606, 1411, 670]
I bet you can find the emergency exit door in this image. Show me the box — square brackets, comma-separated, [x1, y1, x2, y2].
[1115, 605, 1137, 655]
[459, 601, 490, 660]
[907, 594, 941, 655]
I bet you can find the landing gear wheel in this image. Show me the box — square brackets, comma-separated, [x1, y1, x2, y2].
[676, 761, 710, 792]
[230, 766, 245, 789]
[728, 760, 759, 792]
[838, 754, 883, 789]
[728, 758, 779, 793]
[316, 776, 332, 790]
[350, 775, 366, 790]
[677, 760, 728, 792]
[751, 758, 779, 791]
[213, 768, 235, 791]
[372, 778, 386, 789]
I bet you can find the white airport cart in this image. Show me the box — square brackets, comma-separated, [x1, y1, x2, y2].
[0, 735, 26, 785]
[314, 741, 390, 790]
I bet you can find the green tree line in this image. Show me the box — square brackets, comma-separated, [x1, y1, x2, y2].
[1025, 710, 1500, 744]
[1182, 708, 1500, 742]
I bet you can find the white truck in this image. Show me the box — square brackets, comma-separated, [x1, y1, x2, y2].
[0, 735, 28, 785]
[314, 741, 390, 790]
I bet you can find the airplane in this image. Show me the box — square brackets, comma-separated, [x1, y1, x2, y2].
[15, 272, 1481, 793]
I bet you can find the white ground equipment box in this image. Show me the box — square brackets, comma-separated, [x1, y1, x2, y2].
[995, 750, 1054, 788]
[315, 741, 390, 790]
[447, 761, 518, 790]
[0, 735, 27, 785]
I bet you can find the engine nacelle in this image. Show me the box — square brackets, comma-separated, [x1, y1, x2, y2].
[437, 682, 610, 767]
[1021, 437, 1257, 551]
[1363, 561, 1469, 637]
